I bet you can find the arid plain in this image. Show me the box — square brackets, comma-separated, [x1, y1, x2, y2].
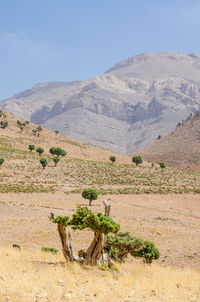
[0, 112, 199, 301]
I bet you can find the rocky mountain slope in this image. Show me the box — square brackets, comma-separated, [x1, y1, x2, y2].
[1, 52, 200, 153]
[133, 111, 200, 169]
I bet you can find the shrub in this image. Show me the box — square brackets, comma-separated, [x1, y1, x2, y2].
[36, 147, 44, 156]
[53, 156, 60, 167]
[0, 121, 8, 128]
[49, 147, 66, 157]
[0, 158, 4, 166]
[109, 156, 116, 164]
[82, 188, 98, 206]
[40, 158, 47, 169]
[28, 145, 35, 152]
[105, 232, 160, 263]
[41, 247, 58, 254]
[132, 155, 143, 166]
[159, 162, 166, 170]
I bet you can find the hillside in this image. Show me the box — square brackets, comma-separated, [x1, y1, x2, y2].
[134, 111, 200, 169]
[2, 52, 200, 153]
[0, 110, 200, 301]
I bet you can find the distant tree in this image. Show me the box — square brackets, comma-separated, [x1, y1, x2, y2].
[36, 147, 44, 156]
[49, 147, 66, 157]
[109, 156, 116, 164]
[132, 155, 143, 166]
[37, 125, 43, 132]
[53, 156, 60, 167]
[61, 150, 67, 157]
[82, 188, 98, 206]
[40, 158, 47, 169]
[0, 121, 8, 128]
[157, 135, 161, 140]
[55, 130, 59, 135]
[28, 145, 35, 152]
[0, 158, 4, 166]
[159, 162, 166, 170]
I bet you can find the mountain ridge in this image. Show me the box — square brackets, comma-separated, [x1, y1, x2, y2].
[1, 52, 200, 153]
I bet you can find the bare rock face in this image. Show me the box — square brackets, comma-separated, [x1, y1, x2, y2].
[1, 52, 200, 153]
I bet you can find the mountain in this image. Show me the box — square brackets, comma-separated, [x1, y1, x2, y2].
[1, 52, 200, 153]
[132, 111, 200, 169]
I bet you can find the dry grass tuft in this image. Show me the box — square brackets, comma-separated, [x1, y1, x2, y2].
[0, 248, 199, 302]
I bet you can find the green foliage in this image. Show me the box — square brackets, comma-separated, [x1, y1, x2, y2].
[130, 240, 160, 262]
[105, 232, 144, 260]
[53, 156, 60, 166]
[41, 247, 58, 254]
[132, 155, 143, 166]
[109, 156, 116, 163]
[49, 147, 66, 157]
[159, 162, 166, 169]
[53, 215, 70, 226]
[110, 264, 119, 272]
[70, 206, 120, 234]
[55, 130, 59, 135]
[98, 264, 107, 271]
[37, 125, 43, 132]
[0, 121, 8, 128]
[28, 145, 35, 152]
[61, 150, 67, 157]
[82, 188, 98, 203]
[36, 147, 44, 156]
[105, 232, 160, 263]
[40, 158, 47, 169]
[0, 158, 4, 166]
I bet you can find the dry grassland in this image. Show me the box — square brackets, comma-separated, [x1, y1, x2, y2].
[0, 111, 200, 301]
[0, 248, 200, 302]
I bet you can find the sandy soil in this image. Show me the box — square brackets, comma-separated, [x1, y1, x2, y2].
[0, 193, 199, 270]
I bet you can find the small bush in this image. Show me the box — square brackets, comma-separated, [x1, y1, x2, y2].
[132, 155, 143, 166]
[41, 247, 58, 254]
[36, 147, 44, 156]
[82, 188, 98, 206]
[109, 156, 116, 164]
[40, 158, 48, 169]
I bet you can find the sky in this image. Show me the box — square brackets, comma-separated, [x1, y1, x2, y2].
[1, 0, 200, 100]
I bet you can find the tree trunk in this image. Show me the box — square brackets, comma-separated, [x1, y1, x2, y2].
[57, 225, 78, 262]
[83, 231, 106, 265]
[89, 199, 92, 206]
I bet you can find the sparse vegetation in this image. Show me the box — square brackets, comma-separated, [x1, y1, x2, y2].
[159, 162, 166, 170]
[36, 147, 44, 156]
[82, 188, 98, 206]
[28, 144, 35, 152]
[0, 158, 4, 166]
[40, 158, 48, 169]
[53, 156, 60, 167]
[109, 156, 116, 164]
[41, 247, 58, 254]
[132, 155, 143, 166]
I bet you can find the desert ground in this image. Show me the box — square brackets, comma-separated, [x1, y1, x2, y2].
[0, 112, 200, 301]
[0, 193, 200, 302]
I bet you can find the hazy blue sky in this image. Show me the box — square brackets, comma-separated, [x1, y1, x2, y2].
[1, 0, 200, 99]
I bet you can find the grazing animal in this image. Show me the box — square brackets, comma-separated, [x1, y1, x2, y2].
[12, 244, 21, 250]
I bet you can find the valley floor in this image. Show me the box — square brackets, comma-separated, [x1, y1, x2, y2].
[0, 193, 200, 301]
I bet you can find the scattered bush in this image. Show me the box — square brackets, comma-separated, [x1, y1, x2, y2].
[159, 162, 166, 170]
[41, 247, 58, 254]
[109, 156, 116, 164]
[28, 145, 35, 152]
[49, 147, 67, 157]
[36, 147, 44, 156]
[82, 188, 98, 206]
[132, 155, 143, 166]
[40, 158, 47, 169]
[0, 158, 4, 166]
[53, 156, 60, 167]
